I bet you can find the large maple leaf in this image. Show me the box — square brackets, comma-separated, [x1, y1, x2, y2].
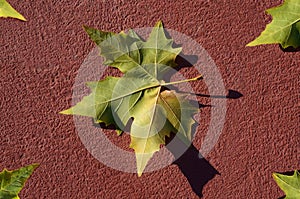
[247, 0, 300, 48]
[60, 21, 201, 176]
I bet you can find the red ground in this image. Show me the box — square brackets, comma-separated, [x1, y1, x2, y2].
[1, 0, 299, 198]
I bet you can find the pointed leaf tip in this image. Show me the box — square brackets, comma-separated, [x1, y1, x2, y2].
[0, 0, 26, 21]
[31, 163, 40, 168]
[135, 153, 154, 177]
[154, 20, 163, 27]
[245, 41, 255, 47]
[82, 25, 88, 31]
[59, 109, 72, 115]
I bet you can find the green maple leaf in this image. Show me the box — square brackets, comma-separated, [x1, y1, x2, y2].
[273, 170, 300, 199]
[247, 0, 300, 48]
[0, 0, 26, 21]
[60, 21, 200, 176]
[0, 164, 38, 199]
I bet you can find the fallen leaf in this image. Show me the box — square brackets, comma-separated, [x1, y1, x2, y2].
[0, 0, 26, 21]
[61, 21, 200, 176]
[273, 170, 300, 199]
[247, 0, 300, 48]
[0, 164, 39, 199]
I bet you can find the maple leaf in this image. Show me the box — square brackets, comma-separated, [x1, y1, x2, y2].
[60, 21, 201, 176]
[273, 170, 300, 199]
[247, 0, 300, 48]
[0, 0, 26, 21]
[0, 164, 38, 199]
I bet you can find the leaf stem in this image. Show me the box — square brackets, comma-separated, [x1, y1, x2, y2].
[161, 75, 203, 86]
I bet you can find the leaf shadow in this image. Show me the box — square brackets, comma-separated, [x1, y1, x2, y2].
[93, 121, 115, 130]
[279, 45, 300, 52]
[163, 52, 242, 197]
[163, 99, 219, 198]
[167, 89, 242, 198]
[192, 89, 243, 99]
[274, 170, 298, 176]
[166, 133, 220, 198]
[163, 53, 198, 82]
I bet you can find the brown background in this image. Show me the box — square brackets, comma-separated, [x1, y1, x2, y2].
[1, 0, 299, 198]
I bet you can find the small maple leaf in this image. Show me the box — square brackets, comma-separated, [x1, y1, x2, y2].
[0, 0, 26, 21]
[60, 21, 201, 176]
[247, 0, 300, 48]
[273, 170, 300, 199]
[0, 164, 39, 199]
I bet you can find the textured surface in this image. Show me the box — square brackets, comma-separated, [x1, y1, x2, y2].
[0, 0, 299, 198]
